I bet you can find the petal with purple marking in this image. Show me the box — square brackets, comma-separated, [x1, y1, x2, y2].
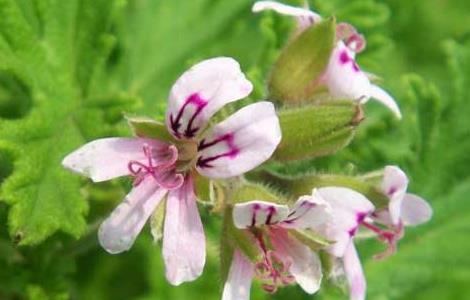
[324, 42, 371, 101]
[316, 187, 374, 257]
[369, 85, 402, 119]
[196, 102, 281, 178]
[343, 243, 366, 300]
[233, 201, 289, 229]
[269, 228, 322, 294]
[400, 194, 432, 226]
[281, 193, 331, 229]
[62, 137, 167, 182]
[252, 1, 321, 30]
[166, 57, 253, 139]
[222, 250, 254, 300]
[98, 177, 167, 254]
[381, 166, 409, 225]
[163, 177, 206, 285]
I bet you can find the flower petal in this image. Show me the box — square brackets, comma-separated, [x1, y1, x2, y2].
[98, 177, 167, 254]
[166, 57, 253, 139]
[196, 101, 281, 178]
[382, 166, 409, 225]
[222, 250, 254, 300]
[281, 192, 332, 229]
[252, 1, 321, 30]
[316, 187, 374, 257]
[62, 137, 167, 182]
[343, 243, 366, 300]
[401, 194, 433, 226]
[269, 228, 322, 294]
[163, 176, 206, 285]
[369, 84, 402, 119]
[233, 201, 289, 228]
[324, 42, 371, 101]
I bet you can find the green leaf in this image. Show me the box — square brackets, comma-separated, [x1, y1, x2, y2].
[0, 0, 137, 245]
[268, 17, 336, 103]
[273, 101, 361, 161]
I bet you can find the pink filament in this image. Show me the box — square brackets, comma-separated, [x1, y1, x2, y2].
[254, 234, 295, 294]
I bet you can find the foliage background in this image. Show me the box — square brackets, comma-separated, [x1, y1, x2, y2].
[0, 0, 469, 299]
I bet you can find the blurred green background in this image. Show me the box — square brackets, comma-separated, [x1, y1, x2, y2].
[0, 0, 470, 299]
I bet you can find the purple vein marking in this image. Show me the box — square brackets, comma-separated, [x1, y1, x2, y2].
[197, 133, 240, 168]
[284, 201, 315, 224]
[251, 204, 261, 227]
[339, 50, 360, 73]
[265, 206, 276, 225]
[169, 93, 208, 138]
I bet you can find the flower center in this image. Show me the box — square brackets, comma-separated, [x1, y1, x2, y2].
[253, 232, 295, 293]
[255, 250, 295, 293]
[127, 144, 184, 189]
[361, 221, 404, 259]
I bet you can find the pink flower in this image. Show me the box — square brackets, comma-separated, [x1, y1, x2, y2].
[222, 194, 331, 300]
[62, 57, 282, 285]
[253, 1, 402, 119]
[315, 181, 432, 300]
[368, 165, 433, 258]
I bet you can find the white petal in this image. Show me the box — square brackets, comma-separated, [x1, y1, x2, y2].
[166, 57, 253, 139]
[382, 166, 409, 225]
[196, 102, 281, 178]
[98, 177, 167, 254]
[233, 201, 289, 228]
[270, 228, 322, 294]
[252, 1, 321, 30]
[343, 243, 366, 300]
[163, 177, 206, 285]
[316, 187, 374, 257]
[281, 194, 332, 229]
[369, 85, 402, 119]
[401, 194, 433, 226]
[222, 250, 254, 300]
[324, 42, 371, 101]
[62, 137, 167, 182]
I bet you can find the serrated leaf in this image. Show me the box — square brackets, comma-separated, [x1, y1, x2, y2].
[268, 17, 336, 103]
[0, 0, 137, 245]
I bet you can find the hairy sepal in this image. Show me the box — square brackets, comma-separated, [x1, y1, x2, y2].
[274, 101, 361, 161]
[126, 115, 174, 142]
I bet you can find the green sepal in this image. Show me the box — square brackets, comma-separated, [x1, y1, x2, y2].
[289, 229, 332, 251]
[268, 17, 336, 103]
[230, 181, 288, 205]
[193, 173, 212, 205]
[285, 173, 389, 208]
[150, 199, 166, 243]
[220, 207, 262, 283]
[125, 115, 175, 142]
[273, 101, 362, 161]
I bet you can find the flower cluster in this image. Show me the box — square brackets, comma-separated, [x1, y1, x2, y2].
[62, 1, 432, 299]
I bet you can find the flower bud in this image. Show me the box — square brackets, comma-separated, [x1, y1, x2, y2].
[273, 100, 363, 161]
[268, 17, 336, 103]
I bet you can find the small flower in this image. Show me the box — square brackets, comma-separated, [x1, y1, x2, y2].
[253, 1, 402, 118]
[62, 57, 282, 285]
[314, 181, 432, 300]
[222, 195, 331, 300]
[369, 165, 433, 258]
